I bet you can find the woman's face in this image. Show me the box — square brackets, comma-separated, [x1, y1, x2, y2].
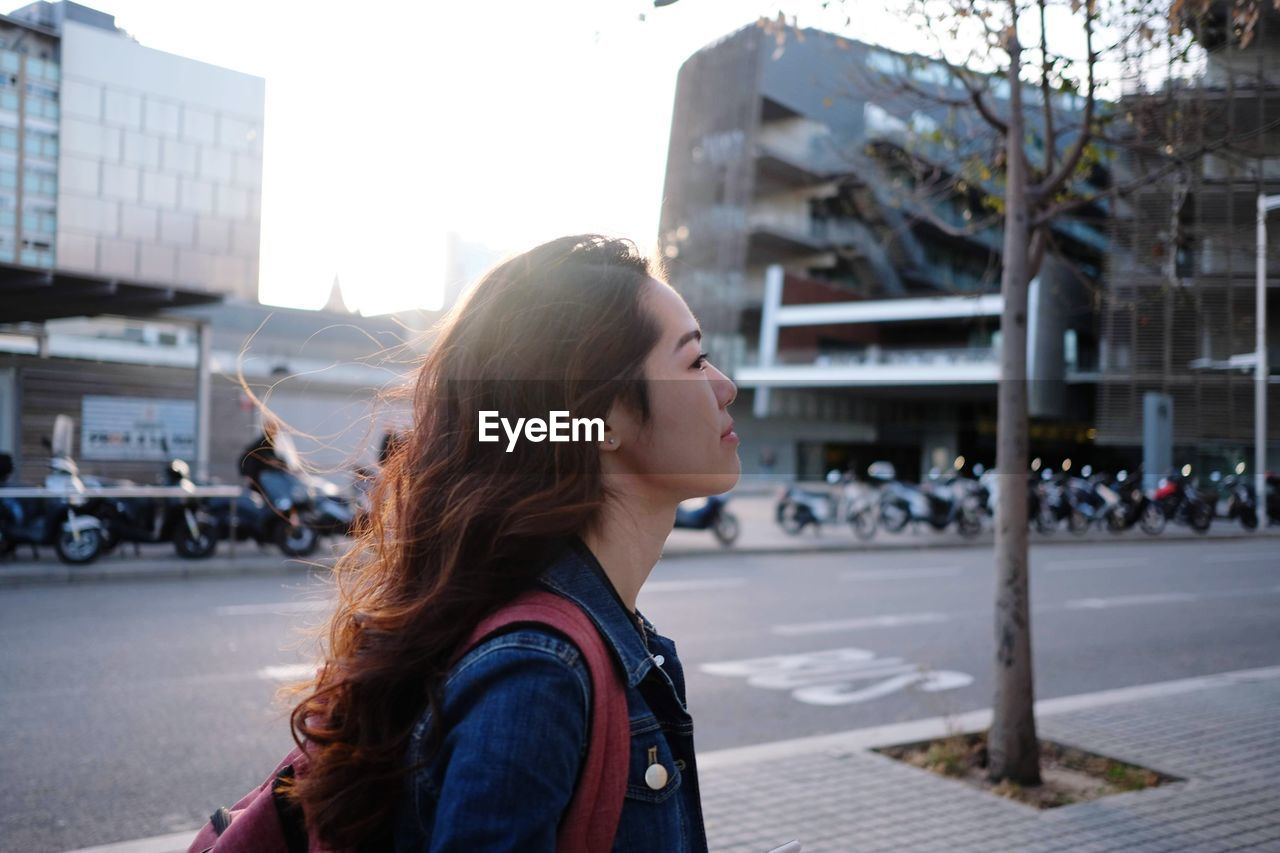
[603, 279, 740, 501]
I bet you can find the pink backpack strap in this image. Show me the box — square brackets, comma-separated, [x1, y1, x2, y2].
[186, 747, 311, 853]
[458, 589, 630, 853]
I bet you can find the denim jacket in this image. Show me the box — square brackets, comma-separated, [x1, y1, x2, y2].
[392, 537, 709, 852]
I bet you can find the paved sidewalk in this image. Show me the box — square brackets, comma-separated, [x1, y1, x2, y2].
[698, 667, 1280, 852]
[56, 668, 1280, 852]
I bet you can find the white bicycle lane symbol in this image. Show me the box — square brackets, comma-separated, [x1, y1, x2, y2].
[699, 647, 973, 706]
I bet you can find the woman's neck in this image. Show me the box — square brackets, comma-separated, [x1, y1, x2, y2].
[581, 491, 674, 611]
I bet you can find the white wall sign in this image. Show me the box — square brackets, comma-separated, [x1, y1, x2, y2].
[81, 395, 196, 461]
[701, 647, 972, 706]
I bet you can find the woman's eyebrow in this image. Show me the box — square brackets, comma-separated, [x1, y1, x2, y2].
[674, 329, 702, 352]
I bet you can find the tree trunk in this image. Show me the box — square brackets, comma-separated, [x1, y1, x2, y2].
[987, 9, 1042, 786]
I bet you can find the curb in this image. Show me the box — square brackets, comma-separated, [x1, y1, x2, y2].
[4, 526, 1276, 588]
[0, 555, 334, 588]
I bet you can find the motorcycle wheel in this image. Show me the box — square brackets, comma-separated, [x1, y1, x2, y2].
[174, 519, 218, 559]
[1067, 508, 1090, 535]
[1104, 506, 1128, 533]
[1139, 503, 1166, 535]
[54, 526, 104, 565]
[850, 508, 877, 540]
[879, 502, 909, 533]
[778, 503, 807, 536]
[1189, 503, 1212, 533]
[712, 512, 740, 547]
[1238, 506, 1259, 531]
[275, 522, 320, 557]
[1034, 507, 1057, 534]
[957, 511, 982, 538]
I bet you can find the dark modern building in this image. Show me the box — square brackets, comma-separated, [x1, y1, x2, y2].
[1097, 8, 1280, 477]
[658, 24, 1108, 480]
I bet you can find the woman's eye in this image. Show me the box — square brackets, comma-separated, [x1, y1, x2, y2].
[692, 352, 709, 370]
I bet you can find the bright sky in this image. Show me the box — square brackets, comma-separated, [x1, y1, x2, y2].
[76, 0, 908, 315]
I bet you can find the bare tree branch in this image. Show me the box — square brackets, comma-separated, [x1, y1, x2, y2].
[1039, 0, 1055, 176]
[1032, 0, 1097, 203]
[1032, 111, 1280, 226]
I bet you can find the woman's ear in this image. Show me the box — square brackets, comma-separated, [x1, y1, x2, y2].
[600, 400, 641, 452]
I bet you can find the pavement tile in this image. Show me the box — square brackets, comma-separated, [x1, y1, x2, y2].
[701, 678, 1280, 852]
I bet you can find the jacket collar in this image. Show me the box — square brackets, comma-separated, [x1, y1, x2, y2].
[537, 536, 656, 688]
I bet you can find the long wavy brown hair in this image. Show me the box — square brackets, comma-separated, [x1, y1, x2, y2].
[284, 235, 664, 848]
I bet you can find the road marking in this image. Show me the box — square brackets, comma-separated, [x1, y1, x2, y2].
[215, 600, 333, 616]
[642, 578, 744, 593]
[701, 646, 972, 706]
[1043, 556, 1149, 572]
[1065, 592, 1198, 609]
[698, 663, 1280, 770]
[772, 612, 949, 636]
[841, 567, 961, 581]
[257, 663, 316, 681]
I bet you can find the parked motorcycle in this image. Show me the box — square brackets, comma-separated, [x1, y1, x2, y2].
[0, 419, 107, 564]
[1034, 470, 1089, 534]
[776, 471, 868, 536]
[225, 432, 354, 557]
[1150, 470, 1213, 533]
[1201, 471, 1258, 531]
[86, 458, 219, 559]
[1061, 466, 1120, 533]
[1101, 469, 1163, 534]
[674, 494, 739, 546]
[869, 462, 983, 538]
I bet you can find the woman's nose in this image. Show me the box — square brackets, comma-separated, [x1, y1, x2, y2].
[713, 367, 736, 408]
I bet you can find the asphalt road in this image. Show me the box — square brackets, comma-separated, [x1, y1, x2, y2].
[1, 537, 1276, 852]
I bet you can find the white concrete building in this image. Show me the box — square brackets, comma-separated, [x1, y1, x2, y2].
[3, 0, 264, 301]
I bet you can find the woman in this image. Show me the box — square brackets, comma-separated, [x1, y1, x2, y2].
[284, 235, 739, 851]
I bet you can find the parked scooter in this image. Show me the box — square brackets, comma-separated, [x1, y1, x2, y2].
[212, 470, 317, 557]
[87, 458, 219, 559]
[1062, 466, 1120, 533]
[225, 431, 354, 557]
[0, 452, 104, 564]
[776, 471, 870, 537]
[1201, 471, 1258, 531]
[869, 462, 983, 537]
[1101, 469, 1163, 534]
[0, 418, 107, 564]
[1035, 470, 1089, 534]
[674, 494, 740, 546]
[776, 483, 839, 535]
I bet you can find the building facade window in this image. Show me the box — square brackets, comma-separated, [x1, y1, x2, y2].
[23, 130, 56, 158]
[22, 167, 56, 197]
[20, 237, 53, 268]
[21, 207, 54, 234]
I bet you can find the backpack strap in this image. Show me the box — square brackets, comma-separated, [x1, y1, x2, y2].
[456, 589, 630, 853]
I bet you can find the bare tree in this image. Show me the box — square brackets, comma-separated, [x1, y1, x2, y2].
[823, 0, 1274, 785]
[650, 0, 1276, 786]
